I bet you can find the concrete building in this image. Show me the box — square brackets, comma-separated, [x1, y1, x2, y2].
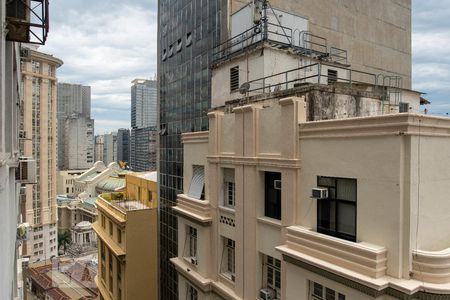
[73, 161, 127, 198]
[57, 169, 87, 196]
[64, 116, 95, 170]
[57, 194, 97, 234]
[158, 0, 413, 297]
[57, 83, 94, 170]
[130, 126, 157, 172]
[21, 48, 63, 263]
[0, 0, 26, 298]
[95, 135, 105, 163]
[93, 171, 158, 300]
[116, 129, 130, 164]
[131, 79, 157, 129]
[103, 132, 117, 165]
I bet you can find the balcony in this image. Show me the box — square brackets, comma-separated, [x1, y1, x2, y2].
[276, 226, 387, 279]
[173, 194, 212, 224]
[6, 0, 49, 45]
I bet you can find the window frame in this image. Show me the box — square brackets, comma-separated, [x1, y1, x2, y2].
[264, 172, 282, 220]
[264, 255, 281, 298]
[316, 176, 357, 242]
[309, 280, 346, 300]
[184, 225, 198, 265]
[223, 168, 235, 209]
[220, 237, 235, 282]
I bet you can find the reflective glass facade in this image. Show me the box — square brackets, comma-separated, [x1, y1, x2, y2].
[158, 0, 226, 298]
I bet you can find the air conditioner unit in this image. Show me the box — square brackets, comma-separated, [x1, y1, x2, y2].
[190, 257, 198, 265]
[312, 187, 328, 199]
[259, 288, 275, 300]
[16, 157, 37, 184]
[274, 180, 281, 190]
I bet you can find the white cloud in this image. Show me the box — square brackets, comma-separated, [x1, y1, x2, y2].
[95, 119, 130, 135]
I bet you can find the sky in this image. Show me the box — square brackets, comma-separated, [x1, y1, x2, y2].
[41, 1, 449, 134]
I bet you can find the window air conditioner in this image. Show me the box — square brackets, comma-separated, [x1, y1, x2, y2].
[16, 157, 37, 184]
[274, 180, 281, 190]
[259, 288, 275, 300]
[312, 187, 328, 199]
[190, 257, 198, 265]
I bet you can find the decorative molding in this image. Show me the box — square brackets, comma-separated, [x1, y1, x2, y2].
[181, 131, 209, 144]
[173, 194, 212, 225]
[208, 155, 301, 169]
[413, 248, 450, 283]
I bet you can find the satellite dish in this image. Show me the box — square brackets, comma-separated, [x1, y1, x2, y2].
[239, 83, 250, 94]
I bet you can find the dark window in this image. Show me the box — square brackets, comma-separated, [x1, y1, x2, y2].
[230, 66, 239, 92]
[317, 176, 356, 242]
[399, 102, 409, 113]
[264, 172, 281, 220]
[327, 69, 338, 84]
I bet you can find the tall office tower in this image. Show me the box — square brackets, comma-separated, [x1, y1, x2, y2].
[116, 128, 130, 164]
[103, 132, 117, 165]
[158, 1, 227, 298]
[131, 79, 157, 129]
[130, 126, 157, 172]
[94, 135, 105, 163]
[21, 48, 63, 263]
[64, 116, 95, 169]
[57, 83, 94, 170]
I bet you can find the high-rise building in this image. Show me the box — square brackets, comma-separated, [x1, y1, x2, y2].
[130, 126, 157, 172]
[21, 48, 63, 263]
[57, 83, 94, 170]
[158, 0, 413, 298]
[63, 116, 95, 170]
[95, 135, 105, 163]
[131, 79, 157, 129]
[103, 132, 118, 165]
[116, 128, 130, 164]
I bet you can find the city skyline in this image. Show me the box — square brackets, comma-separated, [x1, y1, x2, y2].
[39, 1, 449, 135]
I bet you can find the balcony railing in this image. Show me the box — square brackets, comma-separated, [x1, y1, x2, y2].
[6, 0, 49, 45]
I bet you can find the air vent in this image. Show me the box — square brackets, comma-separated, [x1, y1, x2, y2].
[230, 66, 239, 92]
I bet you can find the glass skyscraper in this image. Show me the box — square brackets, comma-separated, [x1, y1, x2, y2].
[158, 0, 227, 298]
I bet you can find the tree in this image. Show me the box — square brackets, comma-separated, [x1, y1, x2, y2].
[58, 230, 72, 253]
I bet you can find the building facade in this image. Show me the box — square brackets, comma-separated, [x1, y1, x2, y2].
[57, 169, 86, 196]
[131, 79, 157, 129]
[95, 135, 105, 163]
[57, 83, 94, 170]
[116, 128, 130, 164]
[130, 126, 157, 172]
[103, 132, 118, 165]
[63, 115, 95, 170]
[21, 48, 63, 263]
[93, 172, 158, 300]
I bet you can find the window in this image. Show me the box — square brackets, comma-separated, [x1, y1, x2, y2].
[309, 281, 345, 300]
[186, 226, 197, 265]
[109, 250, 113, 291]
[101, 215, 105, 228]
[117, 257, 122, 300]
[223, 168, 235, 208]
[66, 187, 69, 193]
[230, 66, 239, 92]
[399, 102, 409, 113]
[327, 69, 338, 84]
[117, 228, 122, 244]
[187, 165, 205, 200]
[109, 221, 113, 236]
[317, 176, 357, 242]
[148, 190, 153, 202]
[186, 32, 192, 47]
[264, 255, 281, 298]
[186, 283, 198, 300]
[221, 238, 235, 281]
[264, 172, 281, 220]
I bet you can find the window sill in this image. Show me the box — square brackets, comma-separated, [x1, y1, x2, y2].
[183, 256, 198, 267]
[218, 206, 235, 214]
[257, 217, 282, 228]
[219, 272, 236, 285]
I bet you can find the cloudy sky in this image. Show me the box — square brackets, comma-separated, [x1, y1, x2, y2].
[41, 1, 449, 134]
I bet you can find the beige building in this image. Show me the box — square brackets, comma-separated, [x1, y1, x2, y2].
[21, 48, 63, 262]
[57, 169, 87, 195]
[93, 172, 158, 300]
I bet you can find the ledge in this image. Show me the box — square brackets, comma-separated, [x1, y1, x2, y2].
[278, 226, 387, 278]
[170, 257, 213, 293]
[299, 113, 450, 139]
[413, 248, 450, 283]
[173, 194, 212, 225]
[181, 131, 209, 144]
